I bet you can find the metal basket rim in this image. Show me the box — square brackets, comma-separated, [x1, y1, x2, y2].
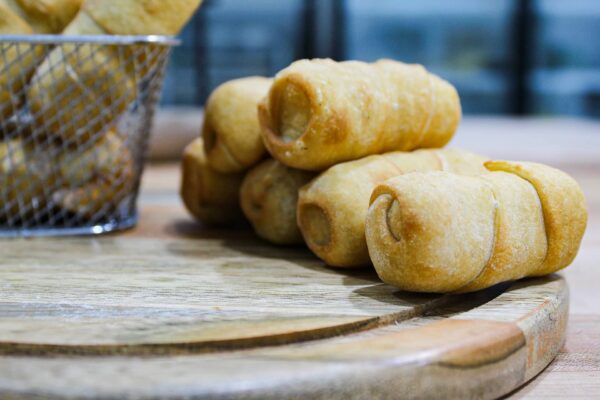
[0, 34, 180, 46]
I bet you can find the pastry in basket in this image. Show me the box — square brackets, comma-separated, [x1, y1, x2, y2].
[297, 148, 486, 267]
[1, 1, 78, 122]
[53, 129, 134, 218]
[27, 44, 134, 143]
[0, 139, 56, 221]
[240, 159, 315, 244]
[0, 0, 82, 121]
[76, 0, 203, 36]
[258, 58, 460, 171]
[0, 0, 82, 33]
[366, 161, 587, 293]
[27, 0, 202, 142]
[181, 137, 245, 225]
[203, 77, 272, 173]
[0, 3, 32, 34]
[0, 3, 33, 121]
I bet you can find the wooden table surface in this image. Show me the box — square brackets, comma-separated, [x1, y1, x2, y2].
[146, 116, 600, 399]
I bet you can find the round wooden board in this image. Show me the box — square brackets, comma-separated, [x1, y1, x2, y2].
[0, 197, 569, 400]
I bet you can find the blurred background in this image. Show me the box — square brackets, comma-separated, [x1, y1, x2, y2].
[160, 0, 600, 119]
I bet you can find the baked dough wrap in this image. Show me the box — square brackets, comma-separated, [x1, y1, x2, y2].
[0, 4, 32, 121]
[27, 40, 135, 144]
[27, 0, 202, 143]
[203, 77, 272, 173]
[258, 58, 461, 171]
[80, 0, 202, 36]
[54, 129, 135, 218]
[1, 0, 82, 33]
[297, 148, 487, 267]
[365, 161, 587, 293]
[0, 3, 45, 123]
[180, 138, 245, 225]
[0, 139, 56, 221]
[1, 0, 82, 125]
[240, 159, 315, 244]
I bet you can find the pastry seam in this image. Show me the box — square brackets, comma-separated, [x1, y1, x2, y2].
[486, 163, 551, 275]
[453, 178, 500, 292]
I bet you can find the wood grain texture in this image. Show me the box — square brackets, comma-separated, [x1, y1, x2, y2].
[1, 116, 599, 399]
[0, 274, 567, 399]
[0, 185, 568, 398]
[0, 235, 452, 354]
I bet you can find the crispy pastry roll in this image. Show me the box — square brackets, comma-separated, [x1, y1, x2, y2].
[297, 148, 486, 267]
[77, 0, 202, 36]
[0, 2, 30, 32]
[54, 129, 135, 217]
[366, 161, 587, 293]
[1, 0, 82, 123]
[1, 0, 82, 33]
[203, 77, 272, 173]
[0, 3, 32, 120]
[0, 3, 43, 121]
[180, 138, 245, 225]
[240, 159, 315, 244]
[27, 0, 202, 142]
[259, 58, 461, 171]
[0, 139, 56, 221]
[27, 43, 135, 143]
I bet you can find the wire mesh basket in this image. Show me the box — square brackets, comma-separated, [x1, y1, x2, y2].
[0, 34, 177, 237]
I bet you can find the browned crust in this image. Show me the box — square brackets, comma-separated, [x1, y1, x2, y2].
[258, 73, 322, 170]
[260, 59, 460, 171]
[485, 161, 588, 276]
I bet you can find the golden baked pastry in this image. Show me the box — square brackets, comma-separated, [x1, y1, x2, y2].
[72, 0, 203, 80]
[181, 138, 245, 225]
[259, 58, 461, 171]
[0, 3, 40, 121]
[1, 0, 81, 123]
[0, 139, 55, 221]
[27, 0, 202, 143]
[203, 77, 272, 173]
[27, 42, 134, 143]
[240, 159, 315, 244]
[54, 129, 134, 217]
[297, 148, 486, 267]
[366, 161, 587, 293]
[0, 1, 34, 33]
[80, 0, 202, 36]
[1, 0, 81, 33]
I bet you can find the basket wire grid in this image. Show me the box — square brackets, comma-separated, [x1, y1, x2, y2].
[0, 35, 177, 236]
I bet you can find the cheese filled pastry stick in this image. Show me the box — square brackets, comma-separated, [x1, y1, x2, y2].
[180, 138, 245, 225]
[240, 159, 315, 244]
[366, 161, 587, 293]
[259, 58, 461, 171]
[203, 77, 272, 173]
[298, 148, 486, 267]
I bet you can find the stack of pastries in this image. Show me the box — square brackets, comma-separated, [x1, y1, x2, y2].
[0, 0, 202, 220]
[182, 58, 587, 294]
